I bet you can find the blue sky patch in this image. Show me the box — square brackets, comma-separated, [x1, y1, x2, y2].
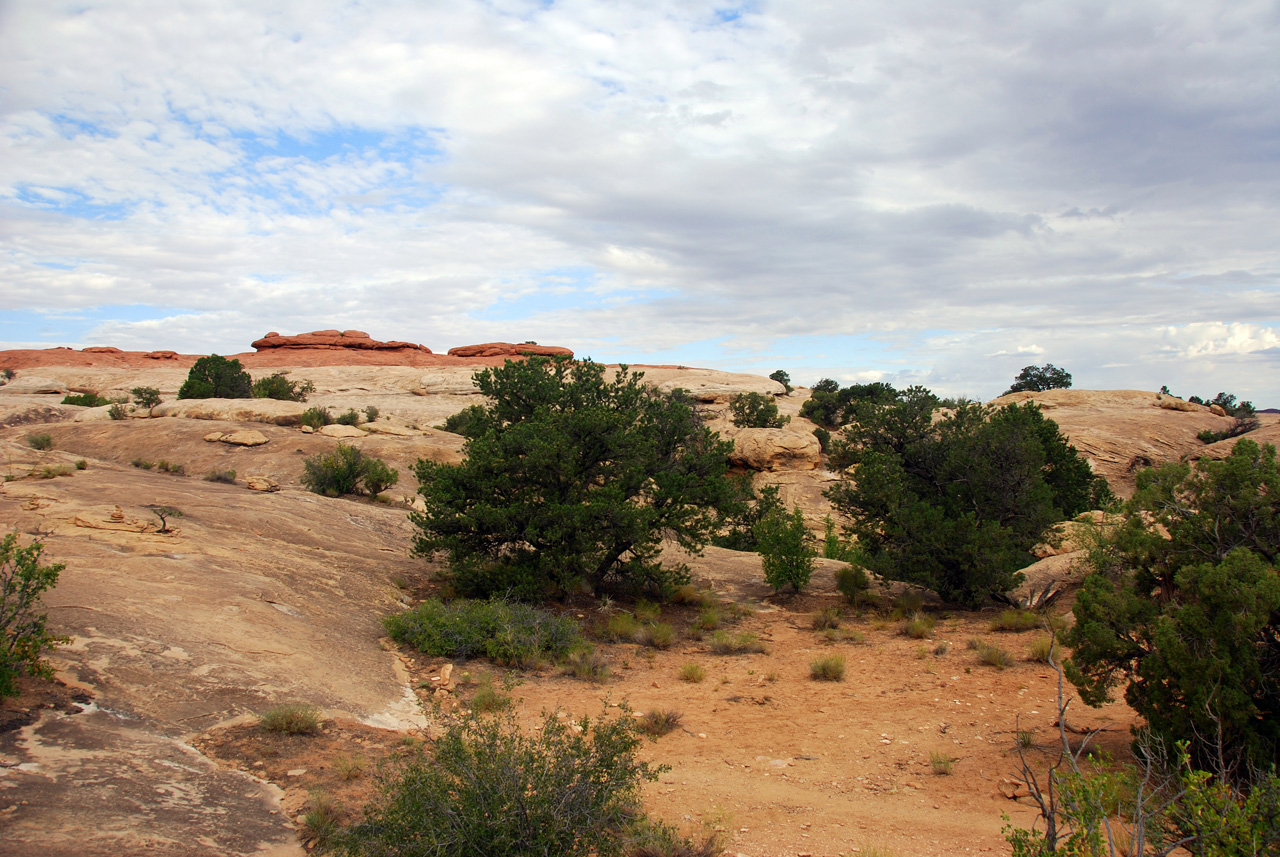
[0, 305, 192, 347]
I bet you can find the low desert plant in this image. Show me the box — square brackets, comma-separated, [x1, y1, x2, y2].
[470, 673, 515, 711]
[156, 460, 185, 476]
[251, 372, 314, 402]
[258, 702, 321, 735]
[933, 641, 951, 656]
[25, 433, 52, 451]
[177, 354, 252, 399]
[203, 469, 237, 484]
[728, 391, 789, 429]
[928, 751, 955, 775]
[634, 599, 661, 622]
[902, 612, 936, 639]
[991, 608, 1041, 632]
[0, 368, 13, 383]
[709, 631, 765, 655]
[565, 648, 612, 683]
[108, 402, 128, 420]
[131, 386, 162, 408]
[335, 408, 362, 426]
[333, 754, 365, 781]
[385, 598, 582, 668]
[363, 405, 379, 422]
[61, 392, 109, 407]
[637, 622, 676, 650]
[811, 606, 842, 630]
[1, 535, 67, 697]
[299, 406, 332, 429]
[892, 590, 925, 616]
[131, 458, 154, 470]
[146, 505, 183, 533]
[692, 607, 722, 632]
[301, 444, 397, 497]
[339, 707, 669, 857]
[1027, 635, 1053, 663]
[74, 459, 87, 470]
[637, 709, 683, 737]
[1016, 729, 1035, 750]
[810, 654, 846, 681]
[671, 585, 715, 608]
[834, 564, 874, 608]
[603, 612, 641, 642]
[969, 638, 1014, 669]
[301, 788, 342, 848]
[677, 663, 706, 683]
[36, 464, 75, 479]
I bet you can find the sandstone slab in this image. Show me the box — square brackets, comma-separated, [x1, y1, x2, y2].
[153, 399, 308, 425]
[730, 428, 822, 471]
[318, 424, 367, 439]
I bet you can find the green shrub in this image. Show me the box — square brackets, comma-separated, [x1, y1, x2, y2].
[728, 392, 789, 428]
[0, 535, 67, 697]
[177, 354, 252, 399]
[251, 372, 314, 402]
[335, 408, 361, 426]
[756, 505, 814, 593]
[203, 469, 237, 484]
[338, 707, 666, 857]
[146, 505, 183, 533]
[1027, 636, 1053, 663]
[301, 444, 397, 497]
[74, 460, 87, 471]
[768, 369, 792, 394]
[301, 788, 341, 849]
[835, 565, 872, 606]
[602, 612, 641, 642]
[131, 386, 162, 409]
[811, 606, 841, 630]
[928, 751, 954, 775]
[1003, 363, 1072, 395]
[107, 403, 128, 420]
[634, 599, 661, 622]
[156, 460, 185, 476]
[709, 631, 765, 655]
[821, 515, 854, 561]
[970, 638, 1013, 669]
[902, 612, 936, 639]
[692, 606, 722, 632]
[25, 433, 53, 451]
[384, 598, 582, 668]
[299, 406, 332, 429]
[61, 392, 109, 407]
[439, 403, 491, 438]
[991, 608, 1041, 632]
[36, 464, 75, 479]
[131, 458, 154, 470]
[363, 405, 379, 422]
[810, 654, 846, 681]
[258, 702, 321, 735]
[565, 648, 611, 683]
[677, 663, 705, 683]
[639, 622, 676, 649]
[470, 674, 515, 712]
[712, 479, 784, 552]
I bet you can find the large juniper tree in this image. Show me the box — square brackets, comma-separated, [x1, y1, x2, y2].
[412, 357, 734, 599]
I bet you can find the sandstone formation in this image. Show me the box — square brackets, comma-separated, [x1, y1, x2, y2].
[252, 329, 433, 353]
[730, 428, 823, 472]
[446, 342, 574, 358]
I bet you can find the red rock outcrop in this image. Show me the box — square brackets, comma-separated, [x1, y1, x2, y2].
[446, 342, 573, 358]
[251, 330, 432, 353]
[82, 346, 123, 354]
[144, 350, 179, 360]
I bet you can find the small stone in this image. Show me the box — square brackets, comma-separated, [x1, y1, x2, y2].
[222, 430, 270, 447]
[245, 476, 279, 492]
[300, 425, 315, 433]
[203, 431, 226, 442]
[286, 768, 307, 777]
[318, 424, 366, 439]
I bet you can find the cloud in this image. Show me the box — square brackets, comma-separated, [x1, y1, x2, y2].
[2, 1, 1280, 402]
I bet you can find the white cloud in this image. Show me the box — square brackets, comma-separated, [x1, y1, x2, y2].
[1, 1, 1279, 401]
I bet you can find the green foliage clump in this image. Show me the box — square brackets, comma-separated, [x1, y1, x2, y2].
[799, 379, 898, 429]
[810, 654, 845, 681]
[412, 357, 734, 600]
[363, 405, 379, 422]
[1065, 438, 1280, 777]
[131, 386, 162, 409]
[439, 404, 491, 438]
[1196, 394, 1260, 444]
[251, 372, 314, 402]
[335, 408, 361, 426]
[991, 608, 1042, 632]
[769, 369, 792, 393]
[299, 406, 332, 429]
[1, 535, 67, 698]
[146, 505, 183, 533]
[712, 479, 783, 552]
[301, 444, 398, 497]
[755, 505, 814, 593]
[338, 707, 669, 857]
[834, 565, 873, 607]
[61, 392, 109, 407]
[384, 598, 582, 667]
[1003, 363, 1072, 395]
[203, 469, 236, 484]
[107, 403, 128, 420]
[825, 389, 1113, 606]
[258, 702, 321, 735]
[727, 392, 789, 428]
[177, 354, 252, 399]
[26, 433, 53, 451]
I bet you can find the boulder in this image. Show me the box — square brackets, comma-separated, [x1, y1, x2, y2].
[1210, 404, 1228, 417]
[244, 476, 280, 492]
[318, 424, 367, 439]
[0, 376, 69, 395]
[221, 430, 270, 447]
[730, 429, 822, 471]
[1157, 395, 1201, 412]
[251, 330, 432, 353]
[143, 350, 179, 360]
[152, 398, 308, 425]
[446, 342, 574, 358]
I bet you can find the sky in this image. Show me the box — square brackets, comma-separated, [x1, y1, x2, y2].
[2, 1, 1279, 403]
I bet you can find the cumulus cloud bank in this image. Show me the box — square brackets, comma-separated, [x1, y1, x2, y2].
[2, 1, 1278, 401]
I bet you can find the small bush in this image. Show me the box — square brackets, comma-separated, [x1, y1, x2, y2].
[671, 585, 715, 608]
[893, 590, 925, 615]
[822, 516, 854, 561]
[634, 599, 661, 622]
[251, 372, 314, 402]
[1, 535, 67, 697]
[131, 458, 155, 470]
[385, 598, 583, 668]
[603, 612, 641, 642]
[1016, 729, 1035, 750]
[677, 663, 705, 683]
[299, 406, 332, 429]
[0, 368, 13, 383]
[36, 464, 75, 479]
[108, 403, 128, 420]
[1027, 635, 1054, 663]
[258, 702, 321, 735]
[335, 408, 362, 426]
[756, 505, 814, 593]
[709, 631, 765, 655]
[810, 654, 846, 681]
[970, 638, 1014, 669]
[131, 386, 162, 408]
[639, 622, 676, 650]
[363, 405, 379, 422]
[692, 607, 722, 632]
[340, 707, 664, 857]
[177, 354, 252, 399]
[333, 754, 365, 781]
[728, 392, 789, 429]
[302, 788, 341, 848]
[811, 606, 842, 630]
[74, 459, 87, 470]
[902, 612, 936, 639]
[203, 469, 237, 484]
[156, 460, 185, 476]
[301, 444, 397, 497]
[470, 674, 515, 711]
[991, 608, 1041, 632]
[933, 641, 951, 656]
[637, 709, 683, 737]
[146, 505, 183, 533]
[25, 433, 52, 451]
[928, 751, 955, 775]
[61, 392, 109, 407]
[565, 648, 612, 683]
[440, 403, 491, 437]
